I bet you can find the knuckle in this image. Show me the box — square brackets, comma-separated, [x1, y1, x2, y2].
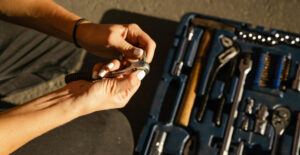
[93, 63, 102, 69]
[151, 41, 156, 48]
[111, 59, 119, 64]
[128, 76, 138, 86]
[107, 79, 117, 94]
[105, 33, 115, 46]
[128, 23, 139, 29]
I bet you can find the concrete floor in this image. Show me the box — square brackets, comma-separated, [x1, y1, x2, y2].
[57, 0, 300, 34]
[53, 0, 300, 146]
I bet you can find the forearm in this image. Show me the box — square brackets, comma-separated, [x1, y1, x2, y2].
[0, 0, 84, 42]
[0, 88, 82, 155]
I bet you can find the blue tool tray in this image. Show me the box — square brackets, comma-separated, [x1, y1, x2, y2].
[136, 13, 300, 155]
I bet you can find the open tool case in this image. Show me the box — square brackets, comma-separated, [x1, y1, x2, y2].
[136, 13, 300, 155]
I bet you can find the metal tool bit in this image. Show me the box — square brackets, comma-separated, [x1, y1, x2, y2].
[260, 54, 271, 87]
[220, 55, 253, 155]
[271, 106, 291, 155]
[253, 52, 267, 87]
[245, 98, 254, 115]
[237, 141, 245, 155]
[197, 37, 239, 122]
[254, 104, 269, 136]
[241, 116, 249, 131]
[272, 55, 285, 89]
[292, 112, 300, 155]
[237, 31, 300, 47]
[148, 130, 167, 155]
[292, 63, 300, 92]
[281, 56, 291, 90]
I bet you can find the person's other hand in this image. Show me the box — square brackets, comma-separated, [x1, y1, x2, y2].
[77, 22, 156, 63]
[64, 60, 146, 115]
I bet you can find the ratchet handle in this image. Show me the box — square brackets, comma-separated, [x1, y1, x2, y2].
[65, 72, 92, 84]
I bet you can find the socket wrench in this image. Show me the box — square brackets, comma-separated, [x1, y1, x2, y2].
[271, 106, 291, 155]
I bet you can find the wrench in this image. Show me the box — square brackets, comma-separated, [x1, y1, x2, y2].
[271, 106, 291, 155]
[65, 51, 150, 83]
[109, 52, 150, 77]
[197, 36, 239, 121]
[292, 63, 300, 91]
[292, 112, 300, 155]
[237, 141, 245, 155]
[220, 54, 252, 155]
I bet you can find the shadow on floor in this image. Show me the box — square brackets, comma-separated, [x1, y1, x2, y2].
[79, 9, 179, 144]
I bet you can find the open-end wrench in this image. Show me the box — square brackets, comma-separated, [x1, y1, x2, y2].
[197, 36, 239, 121]
[292, 112, 300, 155]
[271, 106, 291, 155]
[292, 63, 300, 91]
[220, 54, 252, 155]
[237, 141, 245, 155]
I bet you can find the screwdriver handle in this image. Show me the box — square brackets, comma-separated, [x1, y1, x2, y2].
[176, 59, 201, 127]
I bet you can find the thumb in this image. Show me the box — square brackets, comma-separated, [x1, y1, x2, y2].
[116, 70, 146, 94]
[114, 38, 144, 59]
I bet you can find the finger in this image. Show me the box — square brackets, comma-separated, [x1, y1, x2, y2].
[116, 70, 146, 97]
[136, 30, 156, 63]
[92, 63, 105, 79]
[126, 24, 156, 63]
[113, 37, 144, 60]
[119, 70, 146, 87]
[98, 59, 121, 78]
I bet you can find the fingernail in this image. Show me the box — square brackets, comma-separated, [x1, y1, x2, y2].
[134, 48, 143, 56]
[98, 69, 107, 78]
[137, 70, 146, 80]
[107, 63, 114, 69]
[92, 71, 98, 79]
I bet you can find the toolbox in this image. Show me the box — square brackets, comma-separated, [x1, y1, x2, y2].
[135, 13, 300, 155]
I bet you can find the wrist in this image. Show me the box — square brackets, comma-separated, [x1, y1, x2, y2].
[33, 88, 85, 119]
[74, 20, 92, 48]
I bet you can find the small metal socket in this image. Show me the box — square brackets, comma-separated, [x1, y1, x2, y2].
[254, 104, 269, 135]
[245, 98, 255, 115]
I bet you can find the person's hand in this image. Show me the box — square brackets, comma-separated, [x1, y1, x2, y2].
[64, 60, 146, 115]
[76, 22, 156, 63]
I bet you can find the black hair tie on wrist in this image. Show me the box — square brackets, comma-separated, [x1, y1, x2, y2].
[72, 18, 87, 48]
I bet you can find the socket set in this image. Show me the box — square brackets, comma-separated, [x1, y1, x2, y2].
[136, 13, 300, 155]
